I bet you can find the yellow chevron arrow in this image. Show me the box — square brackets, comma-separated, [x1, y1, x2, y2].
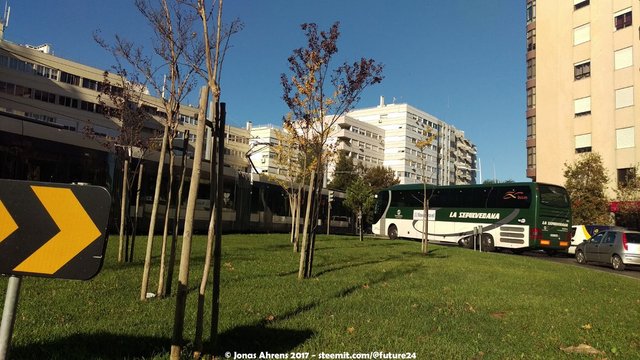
[13, 186, 101, 275]
[0, 200, 18, 243]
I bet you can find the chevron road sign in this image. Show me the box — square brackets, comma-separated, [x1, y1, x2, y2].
[0, 180, 111, 280]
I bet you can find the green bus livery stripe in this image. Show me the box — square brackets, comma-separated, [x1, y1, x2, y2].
[409, 209, 521, 237]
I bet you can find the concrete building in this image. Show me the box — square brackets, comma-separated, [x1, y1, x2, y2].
[527, 0, 640, 193]
[247, 124, 282, 175]
[0, 36, 208, 183]
[347, 97, 478, 185]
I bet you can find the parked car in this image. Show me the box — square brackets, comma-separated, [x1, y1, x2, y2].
[569, 225, 617, 254]
[575, 229, 640, 270]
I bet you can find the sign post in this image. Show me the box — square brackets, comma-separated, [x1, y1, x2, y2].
[0, 276, 21, 360]
[0, 180, 111, 358]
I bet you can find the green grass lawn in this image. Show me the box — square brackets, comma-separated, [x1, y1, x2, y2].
[2, 233, 639, 359]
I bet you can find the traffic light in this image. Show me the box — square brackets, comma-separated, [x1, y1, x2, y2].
[328, 191, 334, 202]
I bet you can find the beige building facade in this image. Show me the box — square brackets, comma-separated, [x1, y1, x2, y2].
[528, 0, 640, 193]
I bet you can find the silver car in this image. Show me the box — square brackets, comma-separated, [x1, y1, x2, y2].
[575, 229, 640, 270]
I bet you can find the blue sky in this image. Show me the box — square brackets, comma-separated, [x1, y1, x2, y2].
[4, 0, 525, 182]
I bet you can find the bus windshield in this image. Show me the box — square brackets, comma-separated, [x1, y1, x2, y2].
[538, 184, 570, 208]
[372, 190, 389, 224]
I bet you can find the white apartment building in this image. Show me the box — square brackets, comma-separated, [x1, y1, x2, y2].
[347, 97, 478, 185]
[246, 99, 477, 186]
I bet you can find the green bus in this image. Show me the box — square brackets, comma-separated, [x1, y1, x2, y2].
[371, 182, 572, 252]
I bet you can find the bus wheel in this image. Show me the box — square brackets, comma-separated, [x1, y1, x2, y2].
[481, 234, 495, 252]
[458, 237, 472, 249]
[388, 224, 398, 240]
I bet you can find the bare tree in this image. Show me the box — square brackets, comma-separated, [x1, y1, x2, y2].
[281, 22, 383, 279]
[270, 128, 307, 251]
[86, 69, 152, 264]
[171, 0, 241, 357]
[96, 0, 202, 300]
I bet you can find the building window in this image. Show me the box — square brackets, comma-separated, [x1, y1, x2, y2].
[526, 58, 536, 80]
[82, 78, 101, 91]
[526, 116, 536, 139]
[614, 47, 633, 70]
[616, 127, 635, 149]
[574, 96, 591, 116]
[58, 95, 79, 108]
[526, 0, 536, 24]
[35, 65, 58, 80]
[59, 71, 80, 86]
[615, 87, 634, 109]
[527, 87, 536, 109]
[33, 89, 55, 103]
[618, 168, 636, 188]
[14, 85, 31, 98]
[527, 147, 536, 168]
[575, 134, 592, 153]
[615, 9, 632, 31]
[574, 23, 590, 45]
[526, 28, 536, 52]
[574, 61, 590, 80]
[574, 0, 589, 10]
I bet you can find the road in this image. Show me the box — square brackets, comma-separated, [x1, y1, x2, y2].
[521, 250, 640, 280]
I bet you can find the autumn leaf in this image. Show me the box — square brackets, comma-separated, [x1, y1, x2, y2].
[265, 314, 276, 322]
[347, 326, 355, 334]
[490, 311, 507, 319]
[560, 344, 604, 355]
[362, 283, 370, 289]
[464, 302, 476, 313]
[581, 323, 592, 330]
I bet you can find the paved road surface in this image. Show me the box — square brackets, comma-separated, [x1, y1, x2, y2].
[521, 251, 640, 280]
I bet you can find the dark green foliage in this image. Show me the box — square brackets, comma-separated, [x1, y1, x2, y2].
[328, 151, 356, 191]
[344, 177, 376, 241]
[361, 165, 399, 193]
[564, 152, 611, 224]
[614, 165, 640, 229]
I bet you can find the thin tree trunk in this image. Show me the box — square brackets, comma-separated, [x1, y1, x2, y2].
[171, 85, 209, 360]
[195, 120, 218, 358]
[289, 194, 297, 244]
[304, 170, 323, 278]
[298, 171, 315, 279]
[141, 122, 170, 301]
[194, 200, 216, 359]
[129, 162, 144, 262]
[293, 185, 303, 252]
[210, 102, 226, 351]
[118, 158, 129, 263]
[167, 132, 189, 295]
[359, 210, 363, 242]
[158, 151, 175, 298]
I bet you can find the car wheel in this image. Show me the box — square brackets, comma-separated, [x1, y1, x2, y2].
[611, 255, 625, 271]
[388, 224, 398, 240]
[575, 250, 587, 264]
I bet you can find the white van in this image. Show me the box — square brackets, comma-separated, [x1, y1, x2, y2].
[569, 225, 617, 254]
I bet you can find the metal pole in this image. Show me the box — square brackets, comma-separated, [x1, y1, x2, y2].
[478, 226, 483, 252]
[0, 276, 22, 360]
[474, 226, 478, 251]
[326, 201, 331, 235]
